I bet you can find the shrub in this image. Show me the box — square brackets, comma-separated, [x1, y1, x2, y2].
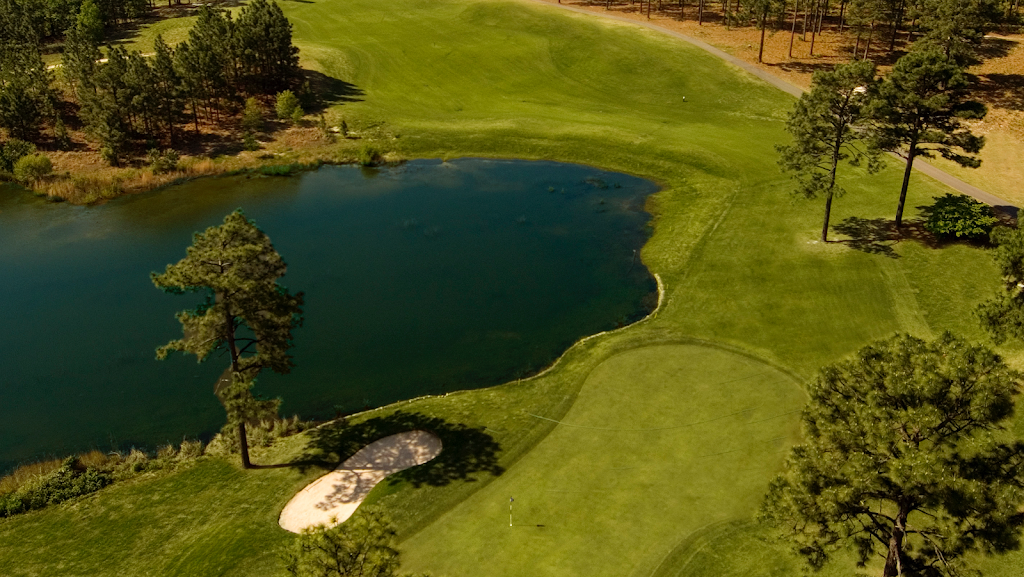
[243, 131, 260, 151]
[99, 146, 118, 167]
[358, 143, 382, 166]
[0, 458, 112, 518]
[0, 458, 63, 494]
[0, 139, 36, 173]
[156, 444, 178, 461]
[290, 105, 304, 125]
[148, 149, 180, 174]
[317, 114, 333, 141]
[924, 193, 998, 239]
[178, 439, 204, 460]
[14, 154, 53, 183]
[260, 164, 296, 176]
[54, 118, 71, 151]
[276, 90, 301, 120]
[242, 97, 264, 132]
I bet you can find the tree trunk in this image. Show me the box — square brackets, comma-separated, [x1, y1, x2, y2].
[758, 8, 768, 62]
[895, 144, 917, 228]
[238, 421, 252, 469]
[698, 0, 704, 24]
[789, 0, 798, 58]
[222, 300, 252, 470]
[889, 0, 905, 53]
[838, 0, 845, 32]
[809, 0, 819, 55]
[882, 505, 910, 576]
[802, 1, 809, 39]
[864, 20, 874, 59]
[822, 188, 834, 242]
[822, 133, 842, 242]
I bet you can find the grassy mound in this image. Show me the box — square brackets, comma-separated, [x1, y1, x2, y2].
[3, 0, 1021, 575]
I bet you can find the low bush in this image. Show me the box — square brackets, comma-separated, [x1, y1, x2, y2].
[276, 90, 301, 120]
[148, 149, 180, 175]
[0, 459, 111, 518]
[924, 193, 998, 239]
[0, 439, 209, 518]
[0, 139, 35, 173]
[260, 164, 297, 176]
[358, 144, 382, 166]
[243, 131, 261, 152]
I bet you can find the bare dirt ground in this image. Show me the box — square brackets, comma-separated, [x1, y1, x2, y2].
[278, 430, 443, 533]
[535, 0, 1024, 204]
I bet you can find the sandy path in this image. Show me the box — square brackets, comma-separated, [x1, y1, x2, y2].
[528, 0, 1018, 215]
[279, 430, 443, 533]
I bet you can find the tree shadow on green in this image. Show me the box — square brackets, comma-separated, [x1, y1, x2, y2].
[832, 217, 903, 258]
[293, 411, 504, 487]
[302, 70, 364, 110]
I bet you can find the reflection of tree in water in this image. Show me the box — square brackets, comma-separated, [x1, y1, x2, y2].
[298, 411, 504, 488]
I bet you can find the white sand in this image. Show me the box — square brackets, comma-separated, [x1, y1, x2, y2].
[278, 430, 443, 533]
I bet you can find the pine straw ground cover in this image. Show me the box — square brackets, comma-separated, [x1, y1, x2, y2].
[537, 0, 1024, 206]
[1, 0, 1023, 576]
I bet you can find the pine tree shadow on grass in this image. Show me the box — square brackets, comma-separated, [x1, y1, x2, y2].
[303, 70, 364, 111]
[832, 216, 944, 258]
[282, 410, 504, 487]
[832, 217, 903, 258]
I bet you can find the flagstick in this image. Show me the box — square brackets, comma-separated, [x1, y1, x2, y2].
[509, 497, 513, 527]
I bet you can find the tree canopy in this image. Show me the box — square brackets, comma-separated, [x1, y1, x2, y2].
[869, 48, 986, 228]
[282, 507, 421, 577]
[152, 209, 304, 468]
[978, 226, 1024, 344]
[778, 59, 880, 242]
[761, 332, 1024, 577]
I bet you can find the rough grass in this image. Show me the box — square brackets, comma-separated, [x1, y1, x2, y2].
[1, 0, 1020, 575]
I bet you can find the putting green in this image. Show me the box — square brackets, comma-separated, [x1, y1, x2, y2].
[400, 344, 805, 577]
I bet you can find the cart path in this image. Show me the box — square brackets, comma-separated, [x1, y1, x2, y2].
[528, 0, 1018, 217]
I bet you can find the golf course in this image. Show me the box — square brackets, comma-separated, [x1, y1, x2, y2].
[2, 0, 1023, 575]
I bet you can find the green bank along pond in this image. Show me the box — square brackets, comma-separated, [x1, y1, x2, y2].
[0, 159, 659, 470]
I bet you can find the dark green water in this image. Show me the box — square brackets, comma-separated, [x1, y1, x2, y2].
[0, 159, 657, 471]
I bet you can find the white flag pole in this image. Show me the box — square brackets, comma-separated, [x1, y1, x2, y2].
[509, 497, 513, 527]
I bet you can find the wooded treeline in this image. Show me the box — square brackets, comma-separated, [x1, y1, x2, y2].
[587, 0, 1020, 63]
[0, 0, 301, 171]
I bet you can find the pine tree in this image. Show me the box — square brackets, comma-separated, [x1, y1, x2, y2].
[152, 210, 304, 469]
[761, 333, 1024, 577]
[151, 35, 184, 145]
[977, 226, 1024, 344]
[178, 6, 232, 121]
[76, 0, 104, 43]
[778, 60, 881, 241]
[913, 0, 1000, 65]
[62, 21, 103, 98]
[233, 0, 300, 95]
[869, 48, 986, 228]
[0, 37, 55, 141]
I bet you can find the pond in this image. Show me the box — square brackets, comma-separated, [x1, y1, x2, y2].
[0, 158, 658, 471]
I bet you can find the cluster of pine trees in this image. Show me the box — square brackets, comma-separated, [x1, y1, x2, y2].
[0, 0, 301, 171]
[594, 0, 1019, 64]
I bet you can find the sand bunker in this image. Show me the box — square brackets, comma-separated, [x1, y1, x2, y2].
[279, 430, 443, 533]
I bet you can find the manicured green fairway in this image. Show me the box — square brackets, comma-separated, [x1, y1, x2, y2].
[3, 0, 1021, 575]
[401, 344, 806, 577]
